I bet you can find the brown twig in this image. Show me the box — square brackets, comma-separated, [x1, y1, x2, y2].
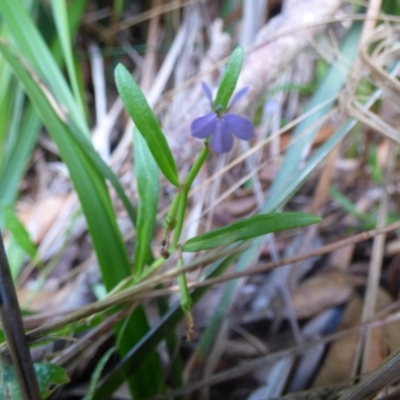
[10, 219, 400, 346]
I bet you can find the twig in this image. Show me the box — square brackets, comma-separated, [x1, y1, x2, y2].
[189, 219, 400, 289]
[15, 219, 400, 344]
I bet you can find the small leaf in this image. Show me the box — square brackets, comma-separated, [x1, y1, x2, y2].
[0, 363, 70, 400]
[1, 204, 38, 261]
[84, 347, 115, 400]
[115, 64, 180, 187]
[214, 46, 244, 112]
[182, 212, 321, 252]
[133, 127, 159, 274]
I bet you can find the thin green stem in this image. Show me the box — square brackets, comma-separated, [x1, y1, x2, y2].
[172, 144, 210, 249]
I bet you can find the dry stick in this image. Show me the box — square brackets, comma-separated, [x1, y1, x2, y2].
[361, 143, 395, 373]
[13, 219, 400, 345]
[0, 232, 41, 399]
[157, 310, 400, 399]
[347, 0, 384, 380]
[339, 348, 400, 400]
[188, 220, 400, 290]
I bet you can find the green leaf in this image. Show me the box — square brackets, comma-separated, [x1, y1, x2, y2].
[91, 255, 236, 399]
[214, 46, 244, 111]
[0, 39, 131, 289]
[115, 64, 180, 187]
[0, 204, 38, 261]
[51, 0, 85, 119]
[183, 212, 321, 252]
[84, 347, 115, 400]
[0, 0, 88, 135]
[133, 127, 159, 274]
[0, 363, 70, 400]
[266, 23, 361, 204]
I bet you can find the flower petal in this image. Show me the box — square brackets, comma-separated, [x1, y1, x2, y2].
[229, 86, 249, 108]
[191, 113, 218, 139]
[224, 114, 255, 140]
[201, 82, 214, 107]
[211, 119, 233, 154]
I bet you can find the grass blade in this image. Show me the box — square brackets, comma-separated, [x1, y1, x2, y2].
[266, 22, 362, 203]
[50, 0, 85, 119]
[93, 255, 237, 399]
[0, 35, 163, 400]
[0, 204, 38, 262]
[133, 127, 159, 275]
[0, 0, 88, 134]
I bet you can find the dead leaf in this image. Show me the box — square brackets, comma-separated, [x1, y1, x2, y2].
[328, 244, 355, 272]
[219, 196, 257, 217]
[313, 295, 363, 387]
[288, 269, 355, 319]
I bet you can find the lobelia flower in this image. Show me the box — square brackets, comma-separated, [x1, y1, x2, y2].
[190, 82, 255, 154]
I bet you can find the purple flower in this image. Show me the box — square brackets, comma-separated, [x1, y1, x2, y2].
[190, 83, 255, 154]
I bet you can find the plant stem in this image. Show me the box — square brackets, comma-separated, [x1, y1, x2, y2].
[172, 144, 210, 249]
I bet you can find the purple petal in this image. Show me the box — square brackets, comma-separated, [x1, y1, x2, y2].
[191, 113, 218, 138]
[201, 82, 213, 106]
[211, 119, 233, 154]
[224, 114, 255, 140]
[229, 86, 249, 108]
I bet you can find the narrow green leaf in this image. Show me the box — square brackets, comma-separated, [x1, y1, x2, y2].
[0, 41, 163, 399]
[133, 127, 159, 274]
[214, 46, 244, 111]
[93, 255, 236, 399]
[51, 0, 85, 119]
[115, 64, 180, 187]
[84, 347, 115, 400]
[0, 40, 130, 290]
[266, 22, 361, 203]
[0, 99, 41, 206]
[0, 204, 38, 261]
[0, 0, 89, 135]
[183, 213, 321, 252]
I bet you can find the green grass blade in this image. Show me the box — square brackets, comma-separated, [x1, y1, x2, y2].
[329, 186, 375, 225]
[267, 22, 362, 203]
[133, 127, 159, 275]
[92, 255, 237, 399]
[0, 30, 12, 147]
[116, 307, 164, 398]
[50, 0, 85, 119]
[115, 63, 180, 187]
[0, 0, 87, 207]
[0, 37, 163, 400]
[0, 35, 130, 307]
[0, 204, 38, 262]
[183, 213, 321, 252]
[84, 347, 115, 400]
[62, 117, 138, 227]
[0, 102, 41, 206]
[0, 0, 88, 134]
